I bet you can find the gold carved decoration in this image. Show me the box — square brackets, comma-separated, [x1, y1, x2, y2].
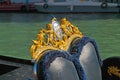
[108, 66, 120, 78]
[30, 18, 83, 61]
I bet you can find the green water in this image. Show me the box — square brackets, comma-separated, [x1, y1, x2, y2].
[0, 13, 120, 60]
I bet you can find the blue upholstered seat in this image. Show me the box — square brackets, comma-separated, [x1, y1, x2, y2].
[70, 37, 102, 80]
[34, 50, 87, 80]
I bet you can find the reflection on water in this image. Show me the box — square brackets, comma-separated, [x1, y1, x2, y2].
[0, 13, 120, 23]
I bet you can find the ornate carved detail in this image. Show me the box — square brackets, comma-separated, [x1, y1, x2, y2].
[30, 18, 83, 61]
[108, 66, 120, 78]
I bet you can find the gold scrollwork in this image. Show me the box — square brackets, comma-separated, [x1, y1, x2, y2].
[30, 18, 83, 61]
[108, 66, 120, 78]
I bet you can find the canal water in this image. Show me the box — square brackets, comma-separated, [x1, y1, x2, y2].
[0, 13, 120, 23]
[0, 13, 120, 59]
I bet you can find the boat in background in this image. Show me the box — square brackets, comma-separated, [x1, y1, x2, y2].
[34, 0, 120, 13]
[0, 0, 40, 12]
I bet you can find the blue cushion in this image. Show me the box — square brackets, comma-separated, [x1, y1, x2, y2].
[34, 50, 87, 80]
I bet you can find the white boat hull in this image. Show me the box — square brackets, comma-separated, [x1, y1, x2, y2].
[34, 2, 120, 13]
